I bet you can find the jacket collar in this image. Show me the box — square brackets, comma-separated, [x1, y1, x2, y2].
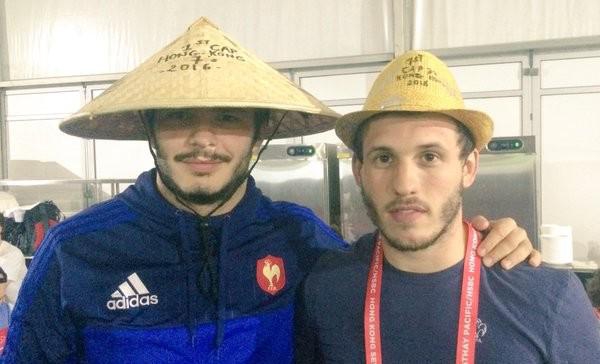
[119, 169, 270, 235]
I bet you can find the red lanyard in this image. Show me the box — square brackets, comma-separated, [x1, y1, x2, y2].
[364, 221, 482, 364]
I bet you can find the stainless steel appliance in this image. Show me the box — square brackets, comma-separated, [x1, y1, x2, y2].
[337, 147, 375, 242]
[252, 143, 341, 232]
[463, 136, 538, 247]
[337, 136, 538, 246]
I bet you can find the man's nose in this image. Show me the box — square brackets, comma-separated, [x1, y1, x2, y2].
[391, 160, 418, 196]
[186, 124, 217, 147]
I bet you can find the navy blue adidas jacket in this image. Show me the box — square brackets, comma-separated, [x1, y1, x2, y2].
[2, 169, 346, 363]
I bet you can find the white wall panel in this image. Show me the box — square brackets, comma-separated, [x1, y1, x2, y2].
[300, 73, 380, 102]
[464, 97, 522, 137]
[7, 118, 86, 179]
[6, 89, 82, 118]
[4, 88, 87, 178]
[3, 0, 393, 80]
[450, 63, 522, 93]
[541, 57, 600, 89]
[541, 93, 600, 261]
[415, 0, 600, 50]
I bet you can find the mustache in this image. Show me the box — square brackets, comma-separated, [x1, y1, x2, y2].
[174, 148, 231, 163]
[384, 197, 429, 212]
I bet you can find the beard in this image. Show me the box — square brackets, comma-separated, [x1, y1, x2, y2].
[155, 145, 253, 206]
[361, 184, 463, 252]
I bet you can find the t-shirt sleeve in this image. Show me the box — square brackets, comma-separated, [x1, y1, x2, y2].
[548, 272, 600, 362]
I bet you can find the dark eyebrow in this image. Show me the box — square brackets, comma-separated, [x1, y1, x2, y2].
[417, 142, 445, 150]
[158, 109, 192, 120]
[365, 145, 394, 156]
[365, 143, 450, 157]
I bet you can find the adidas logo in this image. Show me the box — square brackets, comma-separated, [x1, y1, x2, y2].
[106, 273, 158, 311]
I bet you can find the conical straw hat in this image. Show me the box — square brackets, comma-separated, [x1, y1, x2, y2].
[336, 50, 493, 151]
[60, 17, 339, 140]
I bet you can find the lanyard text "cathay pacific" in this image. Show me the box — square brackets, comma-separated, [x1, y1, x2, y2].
[363, 221, 482, 364]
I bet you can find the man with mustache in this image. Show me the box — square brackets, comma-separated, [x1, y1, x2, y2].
[3, 19, 538, 364]
[294, 51, 600, 363]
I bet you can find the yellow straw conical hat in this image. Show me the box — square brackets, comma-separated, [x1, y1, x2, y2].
[335, 50, 493, 151]
[60, 17, 339, 140]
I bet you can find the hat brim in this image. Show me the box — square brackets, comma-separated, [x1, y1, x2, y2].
[60, 105, 339, 140]
[335, 108, 493, 151]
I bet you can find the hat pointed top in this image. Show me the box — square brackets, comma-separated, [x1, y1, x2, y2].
[188, 16, 219, 30]
[60, 16, 338, 140]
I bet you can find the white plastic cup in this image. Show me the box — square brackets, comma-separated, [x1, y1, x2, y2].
[539, 224, 573, 264]
[540, 224, 572, 237]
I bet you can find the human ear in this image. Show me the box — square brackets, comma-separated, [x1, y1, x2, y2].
[252, 139, 264, 155]
[462, 149, 479, 188]
[352, 155, 364, 187]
